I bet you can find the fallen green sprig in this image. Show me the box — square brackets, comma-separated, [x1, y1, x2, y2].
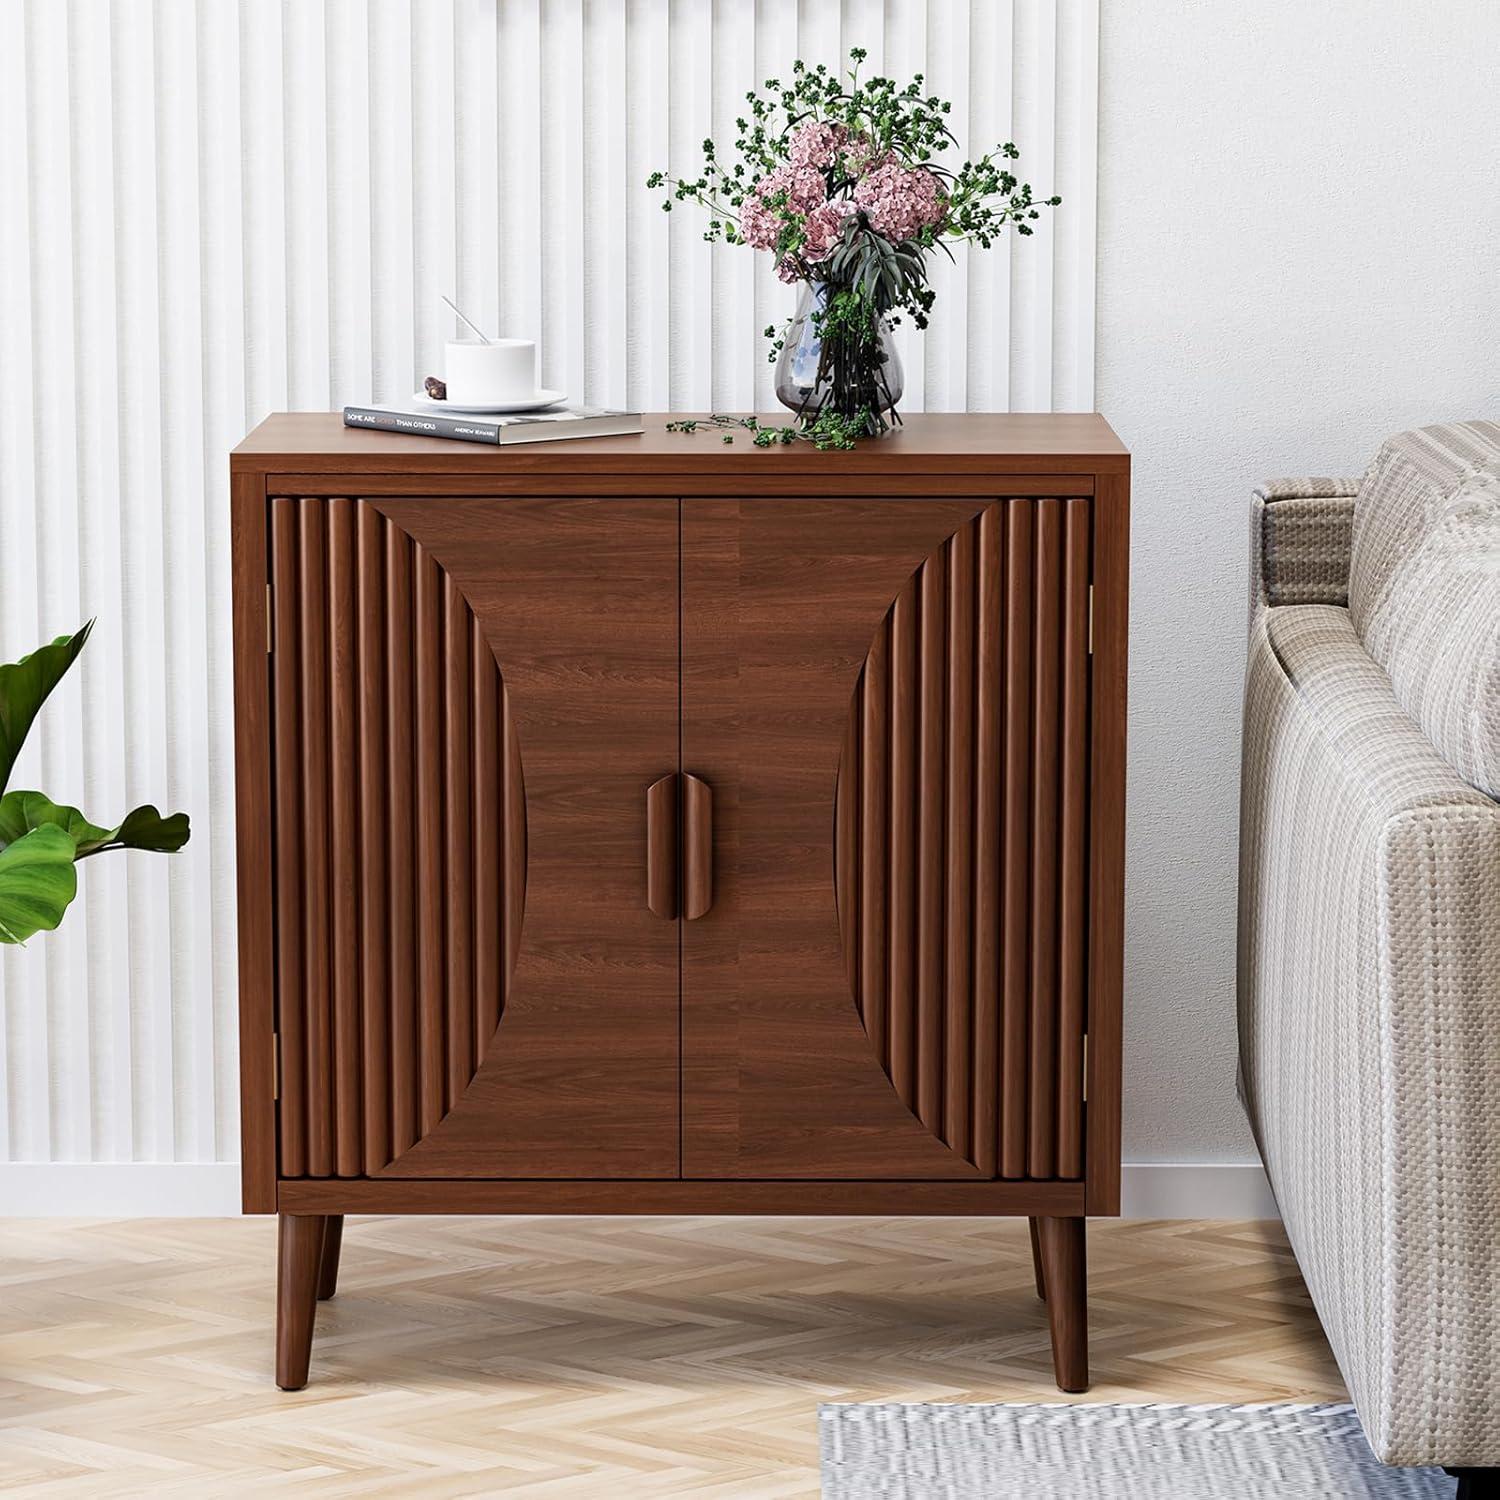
[663, 412, 872, 452]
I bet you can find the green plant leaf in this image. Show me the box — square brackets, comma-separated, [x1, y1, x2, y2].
[0, 823, 78, 944]
[0, 789, 190, 858]
[0, 622, 92, 797]
[96, 804, 191, 857]
[0, 791, 110, 852]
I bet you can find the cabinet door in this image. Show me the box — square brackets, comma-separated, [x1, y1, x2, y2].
[681, 498, 1091, 1179]
[270, 497, 680, 1179]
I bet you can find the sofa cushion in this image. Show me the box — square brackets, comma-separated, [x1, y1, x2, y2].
[1350, 421, 1500, 797]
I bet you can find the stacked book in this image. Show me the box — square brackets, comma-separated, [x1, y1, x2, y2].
[343, 404, 643, 446]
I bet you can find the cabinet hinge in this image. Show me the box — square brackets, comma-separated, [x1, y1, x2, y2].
[266, 585, 274, 653]
[1087, 584, 1095, 655]
[1081, 1034, 1089, 1102]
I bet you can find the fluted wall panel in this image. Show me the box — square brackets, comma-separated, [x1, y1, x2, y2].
[0, 0, 1095, 1176]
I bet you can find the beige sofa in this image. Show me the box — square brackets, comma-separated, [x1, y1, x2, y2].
[1237, 421, 1500, 1469]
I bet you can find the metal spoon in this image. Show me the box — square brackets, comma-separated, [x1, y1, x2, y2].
[442, 294, 490, 344]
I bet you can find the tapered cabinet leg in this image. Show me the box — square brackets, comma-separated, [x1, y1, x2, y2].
[1027, 1217, 1047, 1300]
[317, 1215, 344, 1300]
[276, 1213, 326, 1390]
[1036, 1216, 1088, 1392]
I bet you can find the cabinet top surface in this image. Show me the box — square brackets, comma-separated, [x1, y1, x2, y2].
[233, 412, 1128, 478]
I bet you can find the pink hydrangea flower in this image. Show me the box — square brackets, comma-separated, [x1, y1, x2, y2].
[801, 199, 850, 262]
[853, 160, 947, 242]
[786, 120, 847, 172]
[740, 163, 830, 252]
[741, 128, 942, 273]
[739, 186, 782, 252]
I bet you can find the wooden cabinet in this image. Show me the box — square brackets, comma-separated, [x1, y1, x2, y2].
[231, 413, 1129, 1393]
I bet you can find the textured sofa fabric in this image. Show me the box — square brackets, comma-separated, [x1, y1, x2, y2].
[1238, 430, 1500, 1468]
[1249, 477, 1359, 614]
[1349, 420, 1500, 636]
[1349, 420, 1500, 798]
[1358, 464, 1500, 798]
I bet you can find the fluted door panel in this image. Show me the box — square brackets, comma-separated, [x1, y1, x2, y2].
[836, 499, 1091, 1179]
[269, 499, 525, 1179]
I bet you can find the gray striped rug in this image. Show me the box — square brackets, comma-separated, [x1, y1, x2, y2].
[820, 1402, 1455, 1497]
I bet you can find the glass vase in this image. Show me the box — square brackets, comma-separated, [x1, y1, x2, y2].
[773, 280, 904, 433]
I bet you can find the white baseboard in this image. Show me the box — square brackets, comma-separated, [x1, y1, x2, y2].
[0, 1163, 244, 1217]
[1120, 1163, 1279, 1219]
[1, 1161, 1278, 1219]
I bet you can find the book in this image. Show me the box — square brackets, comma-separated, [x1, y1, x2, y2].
[342, 404, 643, 446]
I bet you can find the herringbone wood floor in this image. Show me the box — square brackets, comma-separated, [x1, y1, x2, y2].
[1, 1215, 1343, 1496]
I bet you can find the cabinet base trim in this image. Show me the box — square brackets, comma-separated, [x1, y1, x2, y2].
[276, 1178, 1088, 1216]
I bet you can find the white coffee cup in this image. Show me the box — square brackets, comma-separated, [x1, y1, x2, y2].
[444, 338, 538, 405]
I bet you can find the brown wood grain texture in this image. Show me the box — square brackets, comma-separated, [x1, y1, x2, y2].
[942, 521, 976, 1159]
[280, 1176, 1086, 1217]
[443, 572, 474, 1106]
[684, 499, 1007, 1179]
[269, 502, 522, 1179]
[275, 1212, 327, 1389]
[1000, 501, 1034, 1178]
[234, 411, 1127, 474]
[1087, 470, 1130, 1216]
[298, 503, 335, 1177]
[645, 774, 678, 920]
[235, 415, 1127, 1212]
[413, 545, 445, 1136]
[356, 506, 392, 1174]
[834, 500, 1090, 1183]
[836, 718, 859, 1001]
[915, 552, 946, 1136]
[384, 522, 419, 1156]
[1026, 504, 1062, 1182]
[858, 623, 889, 1065]
[235, 417, 1128, 1395]
[231, 472, 277, 1212]
[370, 497, 679, 1179]
[1037, 1214, 1089, 1391]
[270, 501, 307, 1178]
[315, 1213, 344, 1301]
[887, 578, 918, 1105]
[682, 774, 714, 921]
[328, 500, 362, 1177]
[1056, 499, 1091, 1178]
[1027, 501, 1063, 1180]
[1028, 1214, 1047, 1300]
[501, 689, 526, 998]
[472, 614, 502, 1060]
[972, 506, 1003, 1178]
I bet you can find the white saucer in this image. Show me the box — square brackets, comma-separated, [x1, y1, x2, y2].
[411, 388, 565, 415]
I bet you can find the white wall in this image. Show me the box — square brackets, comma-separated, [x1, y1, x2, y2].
[0, 0, 1099, 1212]
[1096, 0, 1500, 1163]
[13, 0, 1493, 1215]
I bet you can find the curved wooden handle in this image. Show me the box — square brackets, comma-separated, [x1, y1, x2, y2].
[645, 774, 677, 919]
[682, 773, 713, 920]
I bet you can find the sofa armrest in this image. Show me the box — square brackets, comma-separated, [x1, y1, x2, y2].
[1249, 477, 1360, 616]
[1238, 603, 1500, 1465]
[1375, 801, 1500, 1465]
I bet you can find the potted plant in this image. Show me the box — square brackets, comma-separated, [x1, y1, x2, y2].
[0, 622, 189, 944]
[649, 48, 1059, 449]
